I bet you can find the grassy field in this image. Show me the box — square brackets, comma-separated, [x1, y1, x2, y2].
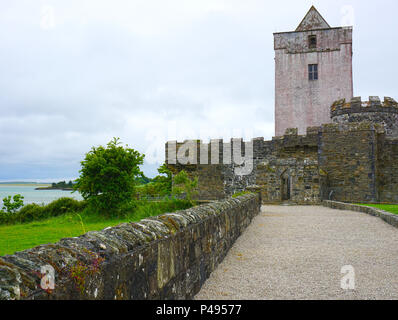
[0, 214, 129, 256]
[0, 200, 192, 256]
[358, 204, 398, 215]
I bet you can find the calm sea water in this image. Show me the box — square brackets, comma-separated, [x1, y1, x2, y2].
[0, 186, 83, 205]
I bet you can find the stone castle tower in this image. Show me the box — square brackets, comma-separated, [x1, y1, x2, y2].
[166, 6, 398, 205]
[274, 6, 353, 136]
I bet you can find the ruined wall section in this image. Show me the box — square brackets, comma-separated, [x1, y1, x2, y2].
[166, 139, 260, 200]
[331, 96, 398, 138]
[165, 140, 226, 200]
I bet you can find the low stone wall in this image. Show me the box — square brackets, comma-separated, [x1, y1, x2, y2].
[322, 200, 398, 228]
[0, 193, 261, 300]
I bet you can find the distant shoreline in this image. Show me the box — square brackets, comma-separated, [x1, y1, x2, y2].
[34, 187, 73, 191]
[0, 183, 74, 190]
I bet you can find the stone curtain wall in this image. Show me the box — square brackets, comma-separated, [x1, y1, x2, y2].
[166, 117, 398, 204]
[318, 122, 380, 203]
[166, 130, 321, 204]
[377, 136, 398, 203]
[255, 128, 320, 204]
[0, 194, 261, 300]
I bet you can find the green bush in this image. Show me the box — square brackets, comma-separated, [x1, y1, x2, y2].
[0, 210, 11, 225]
[172, 170, 198, 201]
[0, 198, 87, 225]
[136, 183, 158, 197]
[44, 197, 87, 217]
[136, 164, 173, 198]
[15, 204, 46, 223]
[0, 194, 192, 226]
[73, 137, 145, 214]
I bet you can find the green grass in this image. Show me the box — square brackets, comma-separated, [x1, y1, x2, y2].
[0, 199, 192, 256]
[0, 214, 128, 256]
[357, 204, 398, 215]
[232, 191, 253, 198]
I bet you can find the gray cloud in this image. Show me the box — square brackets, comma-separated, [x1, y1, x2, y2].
[0, 0, 397, 180]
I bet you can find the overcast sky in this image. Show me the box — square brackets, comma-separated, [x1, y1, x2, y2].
[0, 0, 397, 181]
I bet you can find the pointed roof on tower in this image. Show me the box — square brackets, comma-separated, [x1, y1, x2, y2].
[296, 6, 331, 31]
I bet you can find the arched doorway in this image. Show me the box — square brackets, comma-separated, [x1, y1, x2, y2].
[281, 170, 291, 201]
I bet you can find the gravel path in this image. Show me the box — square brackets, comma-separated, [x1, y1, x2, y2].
[195, 205, 398, 300]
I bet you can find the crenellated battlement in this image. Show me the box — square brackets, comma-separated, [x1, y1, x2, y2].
[165, 126, 326, 169]
[166, 125, 322, 151]
[331, 96, 398, 138]
[165, 129, 321, 166]
[331, 96, 398, 117]
[165, 138, 267, 168]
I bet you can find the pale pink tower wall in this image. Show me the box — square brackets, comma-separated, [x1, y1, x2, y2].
[274, 6, 353, 136]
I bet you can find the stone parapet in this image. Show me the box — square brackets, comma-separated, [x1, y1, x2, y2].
[0, 194, 261, 300]
[323, 200, 398, 229]
[331, 96, 398, 117]
[331, 96, 398, 137]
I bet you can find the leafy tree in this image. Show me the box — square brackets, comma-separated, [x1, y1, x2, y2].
[2, 194, 24, 214]
[152, 163, 172, 195]
[157, 163, 172, 181]
[135, 173, 152, 185]
[136, 183, 158, 198]
[172, 170, 198, 202]
[137, 164, 173, 198]
[135, 164, 174, 198]
[73, 137, 144, 214]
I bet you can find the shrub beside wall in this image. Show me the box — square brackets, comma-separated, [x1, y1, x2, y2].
[0, 193, 261, 300]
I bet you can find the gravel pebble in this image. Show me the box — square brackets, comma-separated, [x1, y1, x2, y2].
[195, 205, 398, 300]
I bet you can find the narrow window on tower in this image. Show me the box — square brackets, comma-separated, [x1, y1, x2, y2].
[308, 64, 318, 81]
[308, 35, 317, 49]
